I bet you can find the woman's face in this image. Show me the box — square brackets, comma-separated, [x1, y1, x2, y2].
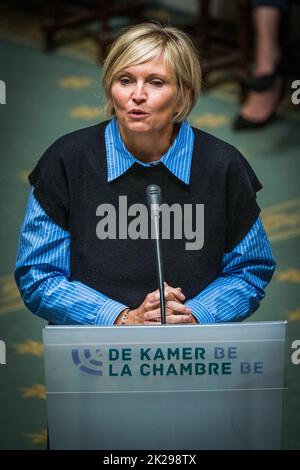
[111, 55, 180, 136]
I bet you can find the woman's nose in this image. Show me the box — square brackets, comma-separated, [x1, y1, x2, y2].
[132, 83, 147, 103]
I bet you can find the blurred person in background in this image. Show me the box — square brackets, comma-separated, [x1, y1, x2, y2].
[233, 0, 288, 130]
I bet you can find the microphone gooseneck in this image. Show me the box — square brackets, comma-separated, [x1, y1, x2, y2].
[145, 184, 166, 325]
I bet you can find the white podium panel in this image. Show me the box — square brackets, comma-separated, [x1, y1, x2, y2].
[43, 322, 286, 449]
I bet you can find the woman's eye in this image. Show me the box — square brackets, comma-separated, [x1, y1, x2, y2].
[151, 80, 164, 87]
[119, 77, 132, 85]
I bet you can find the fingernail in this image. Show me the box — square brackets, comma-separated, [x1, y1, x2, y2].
[186, 308, 192, 314]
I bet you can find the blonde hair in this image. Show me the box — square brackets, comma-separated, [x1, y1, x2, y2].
[102, 22, 201, 122]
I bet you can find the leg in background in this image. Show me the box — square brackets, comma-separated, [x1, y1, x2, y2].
[233, 1, 288, 129]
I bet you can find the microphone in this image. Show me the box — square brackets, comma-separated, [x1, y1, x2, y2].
[145, 185, 166, 325]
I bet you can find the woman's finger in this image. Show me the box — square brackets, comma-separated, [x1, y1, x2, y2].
[148, 288, 185, 303]
[143, 307, 162, 321]
[166, 314, 192, 324]
[145, 301, 160, 313]
[171, 289, 185, 301]
[165, 287, 185, 301]
[166, 301, 192, 315]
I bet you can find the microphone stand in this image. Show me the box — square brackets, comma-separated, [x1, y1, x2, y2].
[146, 185, 166, 325]
[151, 204, 166, 325]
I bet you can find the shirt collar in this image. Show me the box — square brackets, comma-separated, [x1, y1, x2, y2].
[105, 118, 194, 185]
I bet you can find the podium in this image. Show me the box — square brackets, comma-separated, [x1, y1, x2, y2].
[43, 322, 286, 450]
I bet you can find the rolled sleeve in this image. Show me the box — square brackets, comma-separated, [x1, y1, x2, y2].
[185, 298, 215, 324]
[96, 298, 128, 326]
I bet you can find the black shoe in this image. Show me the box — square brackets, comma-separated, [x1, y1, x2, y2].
[233, 111, 276, 130]
[232, 73, 285, 131]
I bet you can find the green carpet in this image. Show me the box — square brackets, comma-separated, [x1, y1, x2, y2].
[0, 34, 299, 450]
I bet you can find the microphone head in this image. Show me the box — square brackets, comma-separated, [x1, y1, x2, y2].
[146, 184, 162, 207]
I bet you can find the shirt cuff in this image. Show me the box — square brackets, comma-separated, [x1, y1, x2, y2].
[185, 299, 215, 324]
[96, 298, 128, 325]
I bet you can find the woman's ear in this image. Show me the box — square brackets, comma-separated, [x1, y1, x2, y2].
[174, 85, 190, 121]
[182, 85, 191, 103]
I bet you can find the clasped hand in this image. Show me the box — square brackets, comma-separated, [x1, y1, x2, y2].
[127, 282, 197, 325]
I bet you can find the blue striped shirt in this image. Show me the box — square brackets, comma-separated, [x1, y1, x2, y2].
[106, 118, 193, 184]
[15, 119, 276, 324]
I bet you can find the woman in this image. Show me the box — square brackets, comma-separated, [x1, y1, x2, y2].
[15, 23, 276, 326]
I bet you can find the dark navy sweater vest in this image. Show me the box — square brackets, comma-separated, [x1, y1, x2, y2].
[29, 121, 262, 309]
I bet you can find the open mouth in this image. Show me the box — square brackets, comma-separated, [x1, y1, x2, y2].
[128, 110, 148, 116]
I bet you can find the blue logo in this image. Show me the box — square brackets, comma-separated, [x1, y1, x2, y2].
[71, 348, 103, 375]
